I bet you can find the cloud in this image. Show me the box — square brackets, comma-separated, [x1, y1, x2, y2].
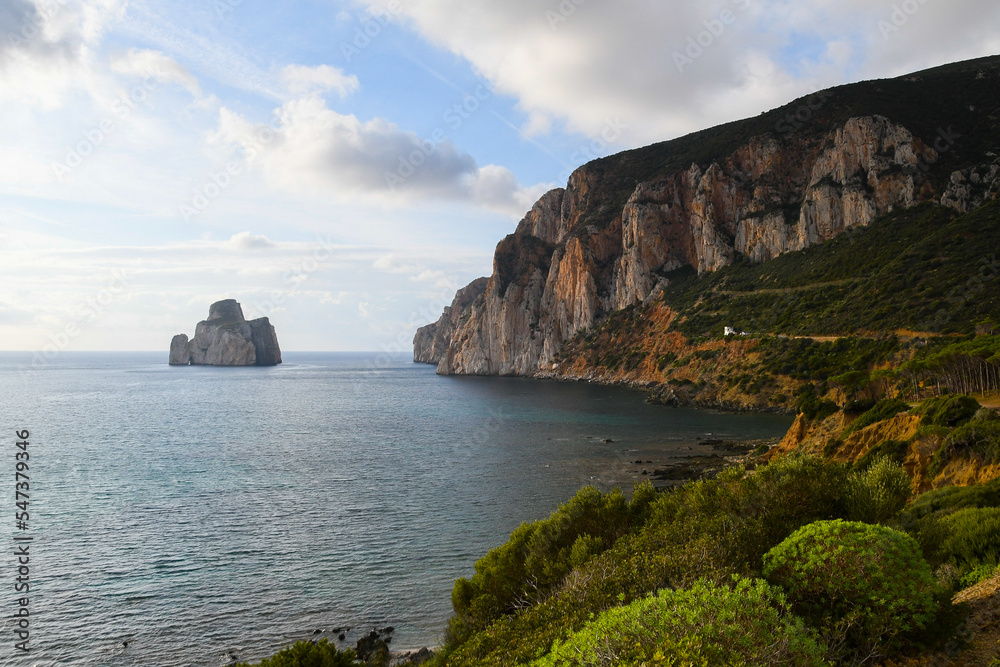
[0, 228, 491, 351]
[369, 0, 1000, 145]
[471, 164, 548, 214]
[227, 232, 276, 250]
[279, 63, 359, 98]
[0, 0, 81, 63]
[0, 0, 126, 108]
[212, 95, 547, 215]
[110, 48, 201, 97]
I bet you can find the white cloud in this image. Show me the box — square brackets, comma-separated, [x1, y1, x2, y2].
[227, 232, 276, 250]
[211, 96, 548, 216]
[470, 164, 549, 214]
[279, 63, 359, 98]
[0, 0, 126, 108]
[110, 48, 201, 97]
[370, 0, 1000, 145]
[0, 228, 491, 350]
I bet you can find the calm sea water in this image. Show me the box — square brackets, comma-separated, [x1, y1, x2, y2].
[0, 352, 791, 666]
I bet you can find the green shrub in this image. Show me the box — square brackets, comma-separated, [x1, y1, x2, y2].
[900, 479, 1000, 577]
[447, 485, 643, 644]
[943, 419, 1000, 462]
[843, 399, 910, 436]
[442, 457, 852, 666]
[234, 640, 358, 667]
[914, 395, 980, 427]
[798, 396, 840, 421]
[844, 456, 912, 523]
[854, 439, 909, 470]
[928, 419, 1000, 478]
[938, 507, 1000, 575]
[903, 477, 1000, 521]
[763, 520, 937, 662]
[843, 398, 877, 414]
[959, 562, 999, 588]
[531, 577, 827, 667]
[973, 408, 1000, 422]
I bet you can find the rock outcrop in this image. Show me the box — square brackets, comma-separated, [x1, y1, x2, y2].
[169, 300, 282, 366]
[416, 116, 936, 375]
[412, 278, 489, 364]
[415, 58, 1000, 378]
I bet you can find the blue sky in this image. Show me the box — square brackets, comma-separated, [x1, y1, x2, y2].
[1, 0, 998, 354]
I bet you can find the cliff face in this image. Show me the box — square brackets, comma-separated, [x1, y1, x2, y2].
[413, 278, 489, 364]
[416, 57, 1000, 378]
[169, 299, 282, 367]
[418, 116, 948, 375]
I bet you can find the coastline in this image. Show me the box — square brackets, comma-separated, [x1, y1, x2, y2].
[416, 358, 797, 417]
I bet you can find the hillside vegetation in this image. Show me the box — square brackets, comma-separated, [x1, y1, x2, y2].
[253, 59, 1000, 667]
[244, 453, 1000, 666]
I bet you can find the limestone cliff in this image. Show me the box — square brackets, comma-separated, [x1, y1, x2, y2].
[413, 278, 489, 365]
[169, 300, 282, 367]
[418, 115, 941, 376]
[415, 57, 1000, 377]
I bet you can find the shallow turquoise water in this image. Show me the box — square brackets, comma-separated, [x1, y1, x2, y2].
[0, 352, 791, 666]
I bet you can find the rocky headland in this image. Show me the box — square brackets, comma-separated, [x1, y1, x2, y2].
[169, 299, 282, 367]
[414, 57, 1000, 385]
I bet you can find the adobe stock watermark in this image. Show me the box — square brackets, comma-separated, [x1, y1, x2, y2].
[341, 0, 404, 63]
[179, 120, 280, 222]
[557, 116, 629, 183]
[546, 0, 586, 30]
[775, 91, 833, 134]
[914, 125, 960, 176]
[384, 79, 494, 190]
[673, 0, 751, 73]
[213, 0, 244, 20]
[52, 67, 164, 181]
[878, 0, 931, 40]
[249, 235, 340, 319]
[382, 275, 465, 363]
[345, 274, 465, 402]
[4, 0, 68, 53]
[25, 270, 130, 374]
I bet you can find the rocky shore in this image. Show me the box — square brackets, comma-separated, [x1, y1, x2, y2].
[623, 437, 779, 488]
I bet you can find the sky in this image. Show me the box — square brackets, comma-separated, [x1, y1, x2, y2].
[1, 0, 998, 354]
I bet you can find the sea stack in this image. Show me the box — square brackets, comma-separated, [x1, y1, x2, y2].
[169, 299, 282, 366]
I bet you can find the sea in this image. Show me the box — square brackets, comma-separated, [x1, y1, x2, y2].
[0, 352, 792, 666]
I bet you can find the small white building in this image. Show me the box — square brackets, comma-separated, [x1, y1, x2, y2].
[724, 326, 737, 336]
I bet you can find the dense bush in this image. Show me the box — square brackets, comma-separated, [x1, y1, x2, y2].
[854, 439, 909, 471]
[928, 416, 1000, 478]
[441, 456, 851, 666]
[943, 418, 1000, 462]
[938, 507, 1000, 579]
[234, 640, 358, 667]
[763, 520, 937, 662]
[903, 476, 1000, 521]
[844, 457, 912, 524]
[900, 478, 1000, 589]
[758, 338, 900, 383]
[447, 484, 654, 645]
[843, 399, 911, 437]
[532, 577, 827, 667]
[795, 384, 840, 420]
[914, 395, 980, 428]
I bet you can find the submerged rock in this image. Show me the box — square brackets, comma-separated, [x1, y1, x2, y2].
[168, 300, 282, 367]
